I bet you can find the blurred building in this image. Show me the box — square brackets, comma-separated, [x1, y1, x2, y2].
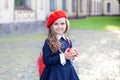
[0, 0, 119, 24]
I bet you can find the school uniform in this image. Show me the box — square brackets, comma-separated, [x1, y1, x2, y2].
[40, 35, 80, 80]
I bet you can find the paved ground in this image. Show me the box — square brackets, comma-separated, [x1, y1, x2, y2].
[0, 29, 120, 80]
[70, 30, 120, 80]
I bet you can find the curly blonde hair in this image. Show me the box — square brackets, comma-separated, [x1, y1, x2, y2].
[48, 19, 69, 54]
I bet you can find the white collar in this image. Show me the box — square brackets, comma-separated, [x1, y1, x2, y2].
[56, 35, 66, 40]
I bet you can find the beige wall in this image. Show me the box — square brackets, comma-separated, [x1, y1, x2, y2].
[0, 0, 47, 23]
[0, 0, 119, 23]
[14, 0, 46, 22]
[36, 0, 46, 20]
[103, 0, 119, 15]
[91, 0, 102, 15]
[0, 0, 14, 23]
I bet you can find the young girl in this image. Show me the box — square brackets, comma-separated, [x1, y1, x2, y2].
[40, 9, 80, 80]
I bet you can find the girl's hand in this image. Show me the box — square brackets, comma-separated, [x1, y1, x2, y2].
[64, 48, 75, 60]
[68, 48, 78, 57]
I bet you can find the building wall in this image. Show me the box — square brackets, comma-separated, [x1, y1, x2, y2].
[76, 0, 87, 17]
[91, 0, 102, 15]
[103, 0, 119, 15]
[35, 0, 46, 20]
[0, 0, 14, 23]
[14, 0, 35, 22]
[14, 0, 46, 22]
[0, 0, 47, 23]
[0, 0, 119, 24]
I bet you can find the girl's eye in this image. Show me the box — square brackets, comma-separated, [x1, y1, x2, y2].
[54, 23, 58, 25]
[61, 22, 65, 25]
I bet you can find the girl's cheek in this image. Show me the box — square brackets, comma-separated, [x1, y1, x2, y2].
[53, 26, 57, 29]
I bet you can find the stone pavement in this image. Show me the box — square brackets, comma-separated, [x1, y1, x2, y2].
[0, 29, 120, 80]
[70, 30, 120, 80]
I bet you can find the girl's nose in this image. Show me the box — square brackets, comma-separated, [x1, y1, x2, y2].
[58, 24, 62, 28]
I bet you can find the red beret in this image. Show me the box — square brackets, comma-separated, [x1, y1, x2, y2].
[46, 9, 68, 28]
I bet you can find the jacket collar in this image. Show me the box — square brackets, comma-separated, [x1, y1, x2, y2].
[56, 35, 66, 40]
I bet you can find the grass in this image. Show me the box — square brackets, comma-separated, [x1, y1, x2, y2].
[1, 16, 120, 42]
[70, 16, 120, 31]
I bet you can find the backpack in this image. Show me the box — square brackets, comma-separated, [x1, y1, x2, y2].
[37, 52, 45, 77]
[37, 37, 70, 77]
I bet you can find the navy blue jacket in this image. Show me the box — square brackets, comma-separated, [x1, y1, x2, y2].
[40, 38, 80, 80]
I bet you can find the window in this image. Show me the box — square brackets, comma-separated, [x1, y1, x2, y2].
[80, 0, 83, 12]
[107, 3, 111, 13]
[72, 0, 77, 12]
[86, 0, 89, 13]
[97, 2, 99, 13]
[100, 2, 102, 12]
[119, 5, 120, 13]
[15, 0, 31, 10]
[5, 0, 8, 8]
[94, 1, 96, 13]
[50, 0, 57, 11]
[62, 0, 67, 11]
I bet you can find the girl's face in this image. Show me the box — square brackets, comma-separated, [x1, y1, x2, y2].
[52, 18, 66, 35]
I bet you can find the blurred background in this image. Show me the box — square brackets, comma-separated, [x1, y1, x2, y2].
[0, 0, 120, 80]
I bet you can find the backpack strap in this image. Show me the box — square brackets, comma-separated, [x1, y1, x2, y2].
[66, 37, 71, 46]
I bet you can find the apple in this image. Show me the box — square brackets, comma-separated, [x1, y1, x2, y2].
[67, 48, 78, 56]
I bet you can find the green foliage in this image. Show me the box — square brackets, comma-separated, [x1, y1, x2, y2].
[70, 16, 120, 31]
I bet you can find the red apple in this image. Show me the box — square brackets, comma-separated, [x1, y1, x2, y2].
[67, 48, 78, 56]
